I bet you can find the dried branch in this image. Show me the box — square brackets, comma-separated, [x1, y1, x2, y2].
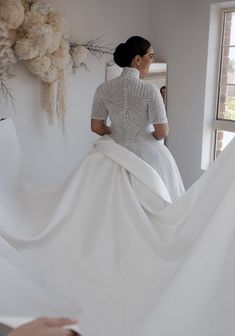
[70, 38, 114, 59]
[0, 80, 15, 108]
[72, 62, 90, 73]
[70, 38, 114, 72]
[21, 0, 34, 11]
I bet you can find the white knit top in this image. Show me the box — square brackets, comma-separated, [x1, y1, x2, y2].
[91, 67, 167, 146]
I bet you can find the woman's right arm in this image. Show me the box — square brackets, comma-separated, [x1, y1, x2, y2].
[91, 119, 111, 136]
[90, 85, 111, 136]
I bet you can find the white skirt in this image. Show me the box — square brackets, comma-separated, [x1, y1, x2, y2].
[1, 133, 235, 336]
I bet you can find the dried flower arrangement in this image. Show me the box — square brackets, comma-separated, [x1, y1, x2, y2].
[0, 0, 23, 103]
[0, 0, 113, 130]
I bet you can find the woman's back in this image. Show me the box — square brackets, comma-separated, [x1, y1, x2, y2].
[91, 67, 184, 201]
[91, 67, 167, 149]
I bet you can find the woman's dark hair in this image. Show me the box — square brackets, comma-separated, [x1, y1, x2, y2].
[113, 36, 151, 68]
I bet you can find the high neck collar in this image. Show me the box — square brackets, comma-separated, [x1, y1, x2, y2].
[121, 67, 140, 79]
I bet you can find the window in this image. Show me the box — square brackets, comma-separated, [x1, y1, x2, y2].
[214, 9, 235, 158]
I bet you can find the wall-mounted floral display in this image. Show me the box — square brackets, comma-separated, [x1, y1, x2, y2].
[0, 0, 113, 130]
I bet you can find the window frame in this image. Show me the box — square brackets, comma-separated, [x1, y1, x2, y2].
[213, 8, 235, 159]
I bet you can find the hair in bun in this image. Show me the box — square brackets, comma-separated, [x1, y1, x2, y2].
[113, 36, 151, 68]
[113, 43, 131, 67]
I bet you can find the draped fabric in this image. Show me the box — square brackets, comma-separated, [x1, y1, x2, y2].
[1, 120, 235, 335]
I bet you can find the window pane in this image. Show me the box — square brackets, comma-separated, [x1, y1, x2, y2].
[214, 130, 235, 158]
[224, 12, 235, 46]
[220, 47, 235, 84]
[217, 85, 235, 120]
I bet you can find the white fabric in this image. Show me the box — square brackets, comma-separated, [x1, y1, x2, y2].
[1, 120, 235, 335]
[91, 67, 184, 201]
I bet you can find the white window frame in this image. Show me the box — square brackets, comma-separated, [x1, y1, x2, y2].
[213, 8, 235, 158]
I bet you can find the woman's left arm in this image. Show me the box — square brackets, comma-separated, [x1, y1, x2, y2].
[152, 122, 169, 140]
[148, 86, 168, 138]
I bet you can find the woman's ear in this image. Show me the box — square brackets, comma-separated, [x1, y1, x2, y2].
[132, 55, 141, 67]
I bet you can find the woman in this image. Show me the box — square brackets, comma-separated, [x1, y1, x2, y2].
[91, 36, 184, 201]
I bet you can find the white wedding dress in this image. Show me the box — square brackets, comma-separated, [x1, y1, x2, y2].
[1, 119, 235, 336]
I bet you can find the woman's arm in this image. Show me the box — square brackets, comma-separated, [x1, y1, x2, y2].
[152, 122, 169, 140]
[91, 119, 111, 136]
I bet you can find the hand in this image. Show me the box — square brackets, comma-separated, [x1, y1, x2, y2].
[8, 317, 78, 336]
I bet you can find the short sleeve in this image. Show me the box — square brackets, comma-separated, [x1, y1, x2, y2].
[90, 85, 108, 120]
[148, 86, 168, 124]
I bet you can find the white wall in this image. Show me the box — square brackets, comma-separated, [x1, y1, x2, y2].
[1, 0, 149, 184]
[149, 0, 233, 188]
